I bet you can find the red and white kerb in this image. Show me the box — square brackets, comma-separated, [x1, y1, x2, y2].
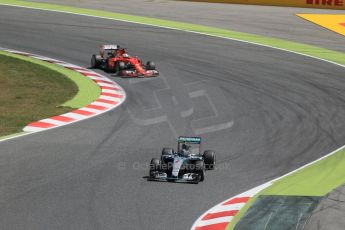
[191, 183, 271, 230]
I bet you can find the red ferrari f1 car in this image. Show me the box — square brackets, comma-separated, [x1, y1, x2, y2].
[91, 44, 159, 77]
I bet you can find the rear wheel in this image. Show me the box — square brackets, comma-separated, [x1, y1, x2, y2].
[91, 54, 101, 68]
[203, 150, 216, 170]
[149, 158, 160, 177]
[162, 147, 173, 156]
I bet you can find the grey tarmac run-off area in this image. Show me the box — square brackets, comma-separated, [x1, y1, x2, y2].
[1, 1, 345, 230]
[28, 0, 345, 53]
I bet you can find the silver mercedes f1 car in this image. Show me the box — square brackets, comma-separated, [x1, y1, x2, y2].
[148, 136, 216, 184]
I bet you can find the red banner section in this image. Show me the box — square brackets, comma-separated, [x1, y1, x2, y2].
[179, 0, 345, 9]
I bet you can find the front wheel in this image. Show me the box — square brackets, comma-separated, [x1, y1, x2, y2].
[195, 160, 205, 182]
[114, 61, 126, 75]
[146, 61, 156, 70]
[203, 150, 216, 170]
[149, 158, 161, 177]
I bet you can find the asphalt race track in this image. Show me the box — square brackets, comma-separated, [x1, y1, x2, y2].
[1, 6, 345, 230]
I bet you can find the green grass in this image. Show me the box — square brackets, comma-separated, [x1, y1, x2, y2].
[0, 51, 100, 108]
[263, 148, 345, 196]
[0, 54, 78, 136]
[0, 50, 100, 137]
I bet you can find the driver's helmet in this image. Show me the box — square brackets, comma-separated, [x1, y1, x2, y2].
[110, 50, 116, 56]
[123, 53, 130, 58]
[181, 144, 191, 155]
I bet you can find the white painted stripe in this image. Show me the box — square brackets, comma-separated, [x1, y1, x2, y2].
[209, 203, 245, 213]
[75, 69, 100, 76]
[3, 49, 30, 55]
[235, 183, 272, 197]
[99, 95, 122, 102]
[101, 88, 123, 92]
[23, 126, 45, 132]
[98, 84, 118, 89]
[29, 55, 59, 63]
[89, 76, 107, 81]
[57, 63, 83, 69]
[93, 78, 114, 83]
[101, 89, 120, 94]
[105, 92, 122, 97]
[113, 90, 124, 95]
[79, 107, 104, 114]
[101, 91, 123, 99]
[40, 118, 67, 126]
[74, 70, 94, 74]
[195, 217, 232, 227]
[62, 113, 86, 120]
[43, 58, 63, 63]
[91, 101, 114, 108]
[98, 82, 117, 87]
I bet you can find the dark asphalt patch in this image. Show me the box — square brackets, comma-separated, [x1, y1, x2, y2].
[235, 195, 321, 230]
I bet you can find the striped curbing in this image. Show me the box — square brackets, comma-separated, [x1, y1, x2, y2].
[1, 48, 126, 133]
[191, 183, 271, 230]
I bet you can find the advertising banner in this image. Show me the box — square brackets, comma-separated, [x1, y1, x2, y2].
[180, 0, 345, 10]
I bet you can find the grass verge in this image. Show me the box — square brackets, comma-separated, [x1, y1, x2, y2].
[0, 54, 77, 136]
[0, 51, 100, 109]
[0, 51, 100, 136]
[263, 148, 345, 196]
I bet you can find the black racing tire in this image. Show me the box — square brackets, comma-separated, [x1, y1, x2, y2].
[162, 147, 174, 156]
[161, 148, 173, 175]
[203, 150, 216, 170]
[104, 59, 112, 73]
[91, 54, 101, 68]
[195, 160, 205, 182]
[114, 61, 126, 75]
[146, 61, 156, 70]
[149, 158, 161, 177]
